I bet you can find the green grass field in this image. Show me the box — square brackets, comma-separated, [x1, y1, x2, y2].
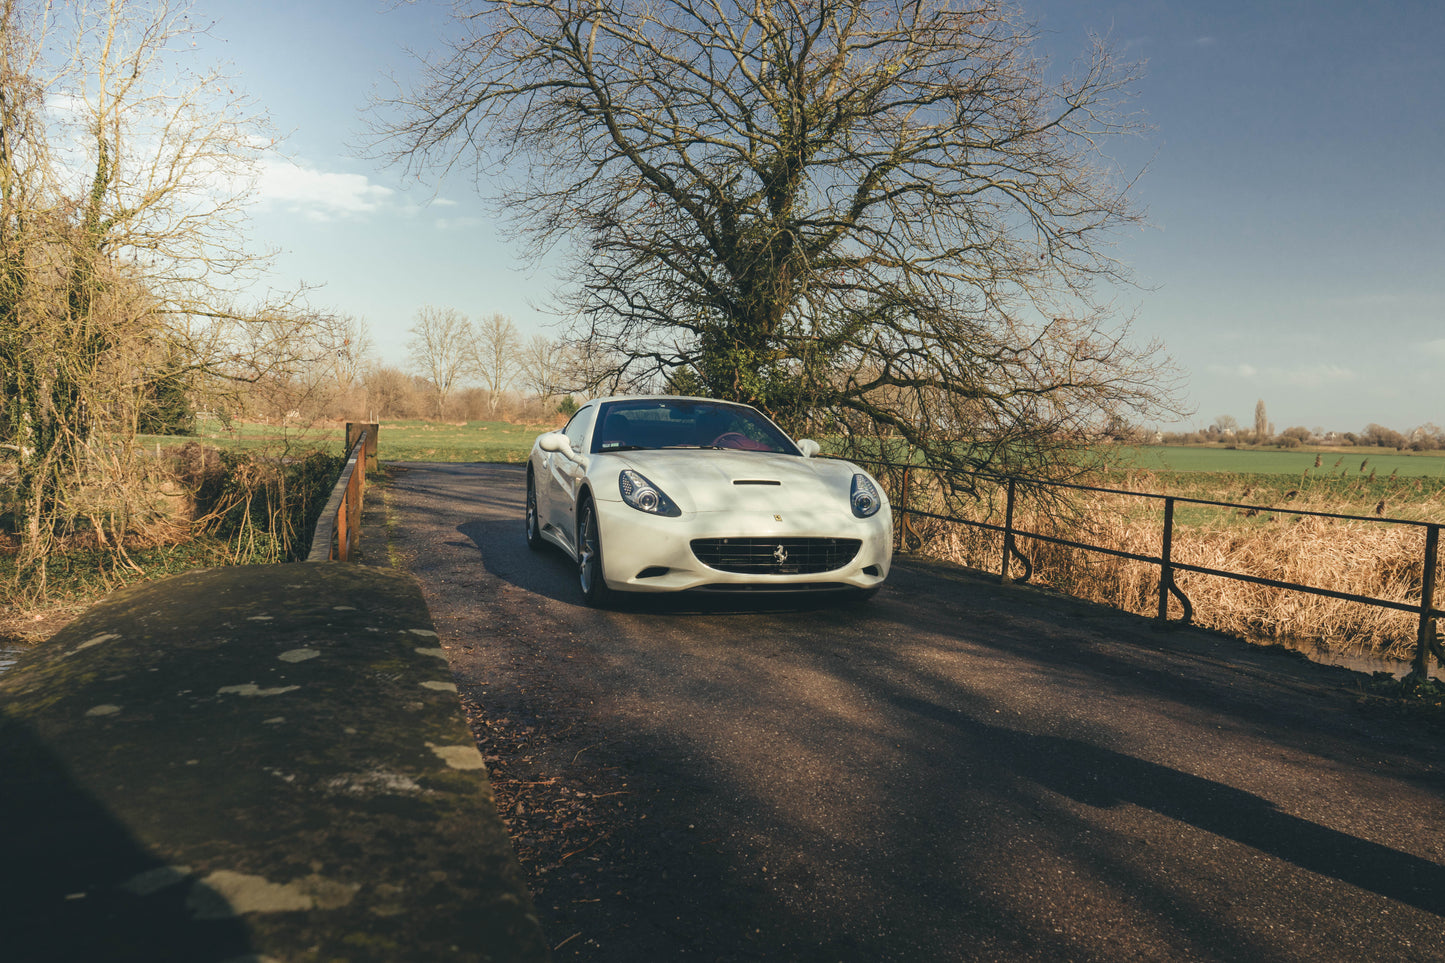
[146, 423, 1445, 478]
[1095, 446, 1445, 523]
[139, 418, 557, 464]
[1108, 444, 1445, 477]
[359, 419, 555, 463]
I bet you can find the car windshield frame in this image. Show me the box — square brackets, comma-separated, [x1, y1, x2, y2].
[589, 399, 801, 456]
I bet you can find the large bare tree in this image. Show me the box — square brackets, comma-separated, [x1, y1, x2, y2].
[382, 0, 1180, 478]
[0, 0, 309, 590]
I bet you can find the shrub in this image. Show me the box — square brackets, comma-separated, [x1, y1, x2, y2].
[137, 370, 197, 435]
[179, 445, 344, 563]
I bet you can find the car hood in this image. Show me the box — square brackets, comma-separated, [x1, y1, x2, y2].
[609, 449, 865, 514]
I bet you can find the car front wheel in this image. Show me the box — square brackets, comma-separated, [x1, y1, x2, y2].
[577, 497, 612, 607]
[525, 472, 542, 551]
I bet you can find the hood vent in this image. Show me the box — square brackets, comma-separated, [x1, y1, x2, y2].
[733, 479, 781, 486]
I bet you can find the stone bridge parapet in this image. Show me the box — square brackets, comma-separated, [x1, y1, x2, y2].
[0, 563, 548, 962]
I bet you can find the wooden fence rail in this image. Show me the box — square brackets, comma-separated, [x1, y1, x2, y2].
[866, 460, 1445, 680]
[306, 423, 377, 563]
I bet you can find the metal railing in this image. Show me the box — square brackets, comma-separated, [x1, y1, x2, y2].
[307, 423, 377, 563]
[863, 460, 1444, 679]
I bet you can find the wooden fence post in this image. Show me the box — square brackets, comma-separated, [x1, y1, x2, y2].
[348, 450, 364, 561]
[346, 422, 379, 471]
[335, 486, 351, 563]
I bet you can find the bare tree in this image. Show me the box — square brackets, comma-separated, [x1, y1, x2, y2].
[470, 311, 519, 417]
[406, 305, 473, 416]
[516, 333, 567, 402]
[0, 0, 306, 590]
[1254, 399, 1268, 444]
[1362, 423, 1407, 450]
[239, 310, 376, 423]
[381, 0, 1181, 479]
[235, 310, 376, 424]
[1408, 422, 1443, 451]
[315, 312, 374, 395]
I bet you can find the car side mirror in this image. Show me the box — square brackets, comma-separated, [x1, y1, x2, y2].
[538, 432, 571, 454]
[797, 439, 821, 458]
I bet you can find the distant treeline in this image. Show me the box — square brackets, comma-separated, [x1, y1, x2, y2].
[1142, 423, 1443, 452]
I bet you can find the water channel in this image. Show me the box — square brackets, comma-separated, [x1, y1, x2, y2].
[1, 646, 29, 677]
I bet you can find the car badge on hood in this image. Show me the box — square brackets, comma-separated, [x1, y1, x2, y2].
[773, 544, 788, 565]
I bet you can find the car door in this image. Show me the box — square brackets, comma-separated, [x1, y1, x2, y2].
[544, 404, 596, 553]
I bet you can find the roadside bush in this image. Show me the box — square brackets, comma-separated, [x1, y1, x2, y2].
[179, 444, 344, 563]
[137, 370, 198, 435]
[2, 438, 346, 641]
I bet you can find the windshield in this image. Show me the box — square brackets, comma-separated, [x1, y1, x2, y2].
[590, 400, 800, 455]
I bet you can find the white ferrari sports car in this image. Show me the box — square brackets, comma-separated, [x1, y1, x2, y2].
[525, 395, 892, 606]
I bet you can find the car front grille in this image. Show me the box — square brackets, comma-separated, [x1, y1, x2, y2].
[690, 537, 862, 575]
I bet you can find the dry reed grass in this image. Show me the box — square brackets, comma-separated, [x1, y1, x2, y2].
[895, 471, 1443, 661]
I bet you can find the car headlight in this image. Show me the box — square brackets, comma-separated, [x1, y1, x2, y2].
[619, 469, 681, 517]
[850, 473, 882, 518]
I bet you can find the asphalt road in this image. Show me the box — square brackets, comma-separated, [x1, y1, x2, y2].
[377, 461, 1445, 962]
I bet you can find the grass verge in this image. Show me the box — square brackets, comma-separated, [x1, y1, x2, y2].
[897, 468, 1443, 663]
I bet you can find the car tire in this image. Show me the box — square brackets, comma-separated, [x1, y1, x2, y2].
[577, 497, 612, 607]
[525, 471, 542, 551]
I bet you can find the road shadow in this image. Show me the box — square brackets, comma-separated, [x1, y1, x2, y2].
[894, 695, 1445, 919]
[0, 711, 255, 963]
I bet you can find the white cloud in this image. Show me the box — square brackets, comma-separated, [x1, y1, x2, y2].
[257, 157, 396, 222]
[45, 92, 88, 117]
[1206, 362, 1357, 387]
[1423, 338, 1445, 360]
[1207, 363, 1258, 378]
[254, 157, 472, 225]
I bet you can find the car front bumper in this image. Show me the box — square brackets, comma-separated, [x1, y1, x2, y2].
[594, 500, 893, 594]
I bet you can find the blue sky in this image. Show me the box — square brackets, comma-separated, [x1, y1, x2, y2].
[195, 0, 1443, 433]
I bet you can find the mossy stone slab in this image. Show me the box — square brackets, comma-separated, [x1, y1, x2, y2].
[0, 563, 549, 963]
